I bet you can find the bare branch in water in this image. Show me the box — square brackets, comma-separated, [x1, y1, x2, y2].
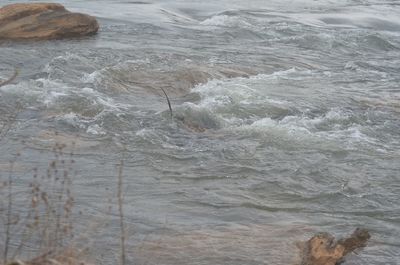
[0, 68, 19, 87]
[160, 88, 173, 118]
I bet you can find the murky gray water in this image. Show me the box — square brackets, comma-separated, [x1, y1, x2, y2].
[1, 0, 400, 264]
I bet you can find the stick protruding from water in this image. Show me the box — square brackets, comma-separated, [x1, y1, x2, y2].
[160, 88, 173, 118]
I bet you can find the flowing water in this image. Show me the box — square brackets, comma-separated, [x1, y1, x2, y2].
[1, 0, 400, 264]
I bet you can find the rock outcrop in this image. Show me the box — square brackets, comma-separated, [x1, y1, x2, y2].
[0, 3, 99, 40]
[301, 228, 371, 265]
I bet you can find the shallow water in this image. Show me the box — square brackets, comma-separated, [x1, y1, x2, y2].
[1, 0, 400, 264]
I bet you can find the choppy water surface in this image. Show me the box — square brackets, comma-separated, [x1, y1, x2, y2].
[1, 0, 400, 264]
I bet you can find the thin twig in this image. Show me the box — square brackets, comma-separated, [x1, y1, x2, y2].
[4, 159, 15, 264]
[160, 88, 173, 118]
[26, 250, 54, 264]
[117, 160, 126, 265]
[0, 68, 19, 87]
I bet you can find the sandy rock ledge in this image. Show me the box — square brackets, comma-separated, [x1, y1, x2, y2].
[0, 3, 99, 40]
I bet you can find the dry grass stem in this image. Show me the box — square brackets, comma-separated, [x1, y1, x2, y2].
[0, 68, 19, 87]
[1, 141, 78, 264]
[117, 160, 126, 265]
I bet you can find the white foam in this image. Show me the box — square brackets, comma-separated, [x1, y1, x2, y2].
[200, 14, 259, 31]
[82, 71, 101, 83]
[59, 112, 87, 129]
[43, 91, 69, 106]
[186, 72, 381, 149]
[0, 73, 133, 136]
[191, 70, 301, 110]
[87, 124, 106, 135]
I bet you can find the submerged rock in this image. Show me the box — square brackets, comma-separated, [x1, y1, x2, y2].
[0, 3, 99, 40]
[301, 228, 370, 265]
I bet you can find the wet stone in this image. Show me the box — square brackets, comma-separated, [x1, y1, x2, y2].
[0, 3, 99, 40]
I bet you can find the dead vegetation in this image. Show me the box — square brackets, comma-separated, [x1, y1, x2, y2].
[117, 160, 126, 265]
[0, 142, 82, 265]
[0, 68, 20, 144]
[0, 68, 18, 87]
[0, 140, 130, 265]
[6, 248, 92, 265]
[1, 140, 371, 265]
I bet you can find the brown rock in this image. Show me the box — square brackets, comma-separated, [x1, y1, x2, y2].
[0, 3, 99, 40]
[301, 228, 371, 265]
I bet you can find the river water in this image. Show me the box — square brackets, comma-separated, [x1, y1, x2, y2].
[0, 0, 399, 264]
